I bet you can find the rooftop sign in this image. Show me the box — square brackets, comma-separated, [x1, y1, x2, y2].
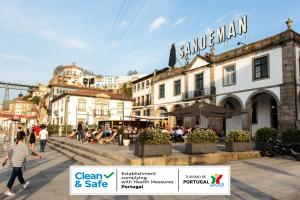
[179, 15, 248, 59]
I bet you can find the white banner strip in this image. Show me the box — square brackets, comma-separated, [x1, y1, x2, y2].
[70, 166, 230, 195]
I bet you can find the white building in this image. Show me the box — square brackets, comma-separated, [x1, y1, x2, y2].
[95, 74, 147, 90]
[132, 21, 300, 134]
[51, 89, 133, 128]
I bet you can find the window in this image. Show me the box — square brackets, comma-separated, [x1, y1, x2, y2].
[133, 85, 136, 92]
[146, 80, 150, 88]
[143, 110, 147, 116]
[141, 82, 145, 90]
[253, 55, 269, 80]
[137, 84, 140, 91]
[117, 102, 123, 115]
[137, 97, 140, 106]
[252, 102, 257, 124]
[146, 109, 150, 116]
[78, 99, 86, 112]
[159, 84, 165, 99]
[223, 65, 236, 86]
[141, 96, 144, 106]
[195, 73, 204, 90]
[174, 80, 181, 96]
[146, 94, 150, 105]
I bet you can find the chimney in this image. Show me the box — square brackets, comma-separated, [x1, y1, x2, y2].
[286, 18, 293, 29]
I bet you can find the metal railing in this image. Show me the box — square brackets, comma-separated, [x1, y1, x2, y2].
[182, 87, 215, 100]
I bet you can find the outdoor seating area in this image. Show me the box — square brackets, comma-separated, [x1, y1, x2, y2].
[56, 123, 300, 162]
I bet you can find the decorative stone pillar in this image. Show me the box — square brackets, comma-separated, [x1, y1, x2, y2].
[279, 41, 297, 131]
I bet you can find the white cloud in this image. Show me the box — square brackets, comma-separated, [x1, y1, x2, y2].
[215, 14, 229, 25]
[172, 17, 187, 27]
[119, 20, 129, 29]
[204, 27, 213, 34]
[38, 30, 91, 50]
[150, 17, 168, 31]
[0, 5, 91, 51]
[111, 41, 119, 49]
[0, 53, 30, 63]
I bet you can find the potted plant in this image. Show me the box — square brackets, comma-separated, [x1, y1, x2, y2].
[254, 127, 278, 151]
[185, 129, 219, 154]
[134, 129, 172, 157]
[282, 128, 300, 143]
[123, 131, 130, 146]
[225, 130, 252, 152]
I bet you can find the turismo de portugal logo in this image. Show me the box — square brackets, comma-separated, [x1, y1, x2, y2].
[210, 174, 224, 187]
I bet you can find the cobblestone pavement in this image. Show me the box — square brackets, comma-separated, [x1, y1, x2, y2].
[0, 145, 299, 200]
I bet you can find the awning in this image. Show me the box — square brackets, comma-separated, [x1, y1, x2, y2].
[167, 101, 247, 118]
[126, 116, 168, 121]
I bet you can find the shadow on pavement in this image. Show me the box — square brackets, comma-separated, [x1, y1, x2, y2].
[242, 160, 299, 178]
[0, 157, 56, 184]
[231, 177, 277, 200]
[12, 159, 75, 200]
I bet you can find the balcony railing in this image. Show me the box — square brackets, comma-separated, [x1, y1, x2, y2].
[93, 109, 110, 116]
[182, 87, 215, 101]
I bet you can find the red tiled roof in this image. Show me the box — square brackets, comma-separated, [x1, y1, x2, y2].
[0, 112, 37, 120]
[52, 89, 133, 102]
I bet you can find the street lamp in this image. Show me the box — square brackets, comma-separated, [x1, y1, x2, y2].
[237, 42, 246, 46]
[199, 98, 204, 128]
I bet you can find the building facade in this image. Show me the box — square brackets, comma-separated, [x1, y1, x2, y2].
[51, 89, 133, 127]
[95, 74, 147, 90]
[9, 100, 38, 116]
[132, 24, 300, 134]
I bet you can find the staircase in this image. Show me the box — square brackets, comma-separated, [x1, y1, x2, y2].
[47, 137, 127, 165]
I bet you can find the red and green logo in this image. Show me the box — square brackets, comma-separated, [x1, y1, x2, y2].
[210, 174, 224, 187]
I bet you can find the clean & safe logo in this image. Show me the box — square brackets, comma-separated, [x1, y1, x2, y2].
[74, 171, 114, 188]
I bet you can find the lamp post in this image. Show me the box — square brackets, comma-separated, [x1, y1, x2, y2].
[199, 98, 204, 128]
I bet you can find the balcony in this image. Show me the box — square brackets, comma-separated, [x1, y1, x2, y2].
[93, 109, 110, 116]
[182, 87, 215, 101]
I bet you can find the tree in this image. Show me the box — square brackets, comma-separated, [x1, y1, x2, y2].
[31, 96, 40, 105]
[96, 74, 103, 78]
[53, 65, 65, 75]
[127, 70, 138, 76]
[83, 69, 95, 76]
[118, 82, 132, 98]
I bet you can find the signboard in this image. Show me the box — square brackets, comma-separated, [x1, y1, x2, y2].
[179, 15, 248, 59]
[70, 166, 230, 195]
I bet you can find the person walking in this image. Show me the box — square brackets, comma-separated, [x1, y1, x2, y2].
[2, 131, 41, 197]
[39, 125, 48, 153]
[29, 128, 36, 151]
[77, 121, 84, 143]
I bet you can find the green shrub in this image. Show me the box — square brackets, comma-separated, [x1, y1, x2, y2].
[282, 128, 300, 143]
[61, 125, 73, 136]
[255, 127, 278, 142]
[137, 129, 170, 145]
[47, 124, 60, 136]
[186, 129, 218, 144]
[225, 130, 251, 143]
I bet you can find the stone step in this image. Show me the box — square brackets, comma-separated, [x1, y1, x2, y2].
[48, 137, 131, 164]
[48, 139, 126, 166]
[47, 143, 97, 165]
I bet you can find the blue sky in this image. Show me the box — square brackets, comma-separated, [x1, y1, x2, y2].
[0, 0, 300, 100]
